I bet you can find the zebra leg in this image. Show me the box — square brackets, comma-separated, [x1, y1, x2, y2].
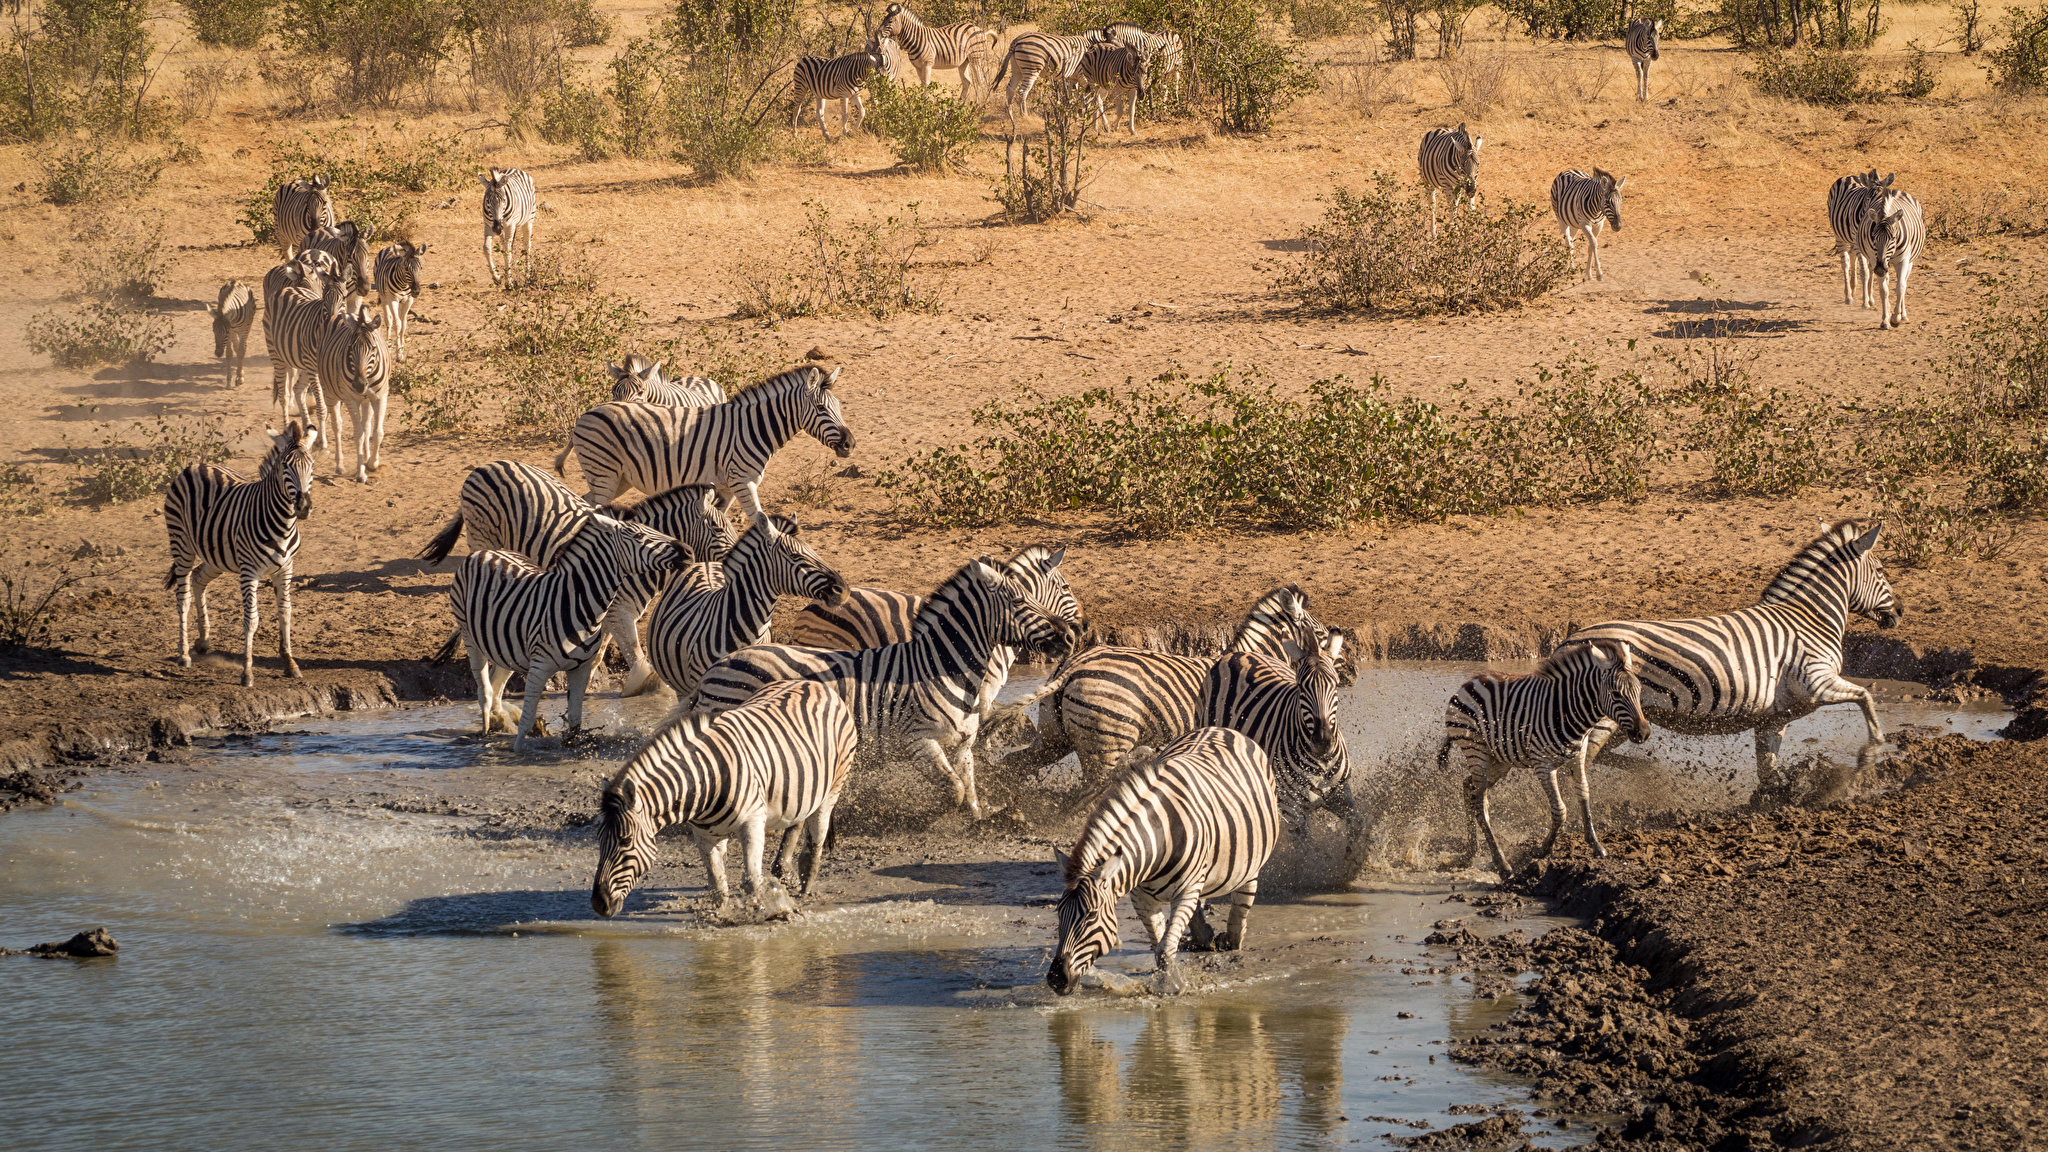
[1892, 252, 1914, 326]
[468, 645, 494, 737]
[1535, 766, 1570, 858]
[1573, 741, 1606, 859]
[692, 829, 737, 917]
[1812, 675, 1887, 769]
[737, 815, 782, 916]
[1156, 889, 1205, 995]
[1465, 761, 1514, 878]
[1588, 222, 1605, 282]
[611, 595, 659, 698]
[562, 659, 597, 737]
[521, 218, 533, 284]
[512, 659, 555, 752]
[798, 803, 834, 895]
[238, 569, 261, 687]
[272, 565, 300, 679]
[1840, 245, 1854, 306]
[173, 568, 195, 666]
[191, 565, 220, 656]
[369, 387, 388, 474]
[1125, 90, 1138, 135]
[393, 295, 412, 362]
[1751, 725, 1786, 807]
[914, 737, 975, 815]
[1131, 887, 1168, 954]
[484, 231, 500, 287]
[1218, 883, 1258, 951]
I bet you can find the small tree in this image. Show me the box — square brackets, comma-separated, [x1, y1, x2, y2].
[864, 75, 982, 173]
[1988, 3, 2048, 89]
[996, 80, 1094, 222]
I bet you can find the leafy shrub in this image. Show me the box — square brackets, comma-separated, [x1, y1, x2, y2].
[486, 264, 646, 433]
[457, 0, 598, 107]
[1988, 3, 2048, 90]
[1209, 35, 1322, 132]
[38, 141, 164, 206]
[180, 0, 271, 48]
[63, 214, 170, 302]
[0, 0, 171, 142]
[391, 362, 487, 433]
[1876, 481, 2013, 567]
[279, 0, 458, 108]
[733, 201, 938, 320]
[643, 325, 790, 394]
[0, 464, 48, 518]
[1710, 0, 1883, 48]
[239, 120, 472, 244]
[1894, 41, 1939, 98]
[667, 53, 782, 179]
[25, 303, 175, 369]
[1742, 46, 1869, 104]
[1290, 0, 1377, 37]
[541, 79, 614, 159]
[864, 76, 982, 174]
[176, 59, 250, 118]
[994, 80, 1093, 223]
[1496, 0, 1628, 41]
[1950, 0, 1986, 53]
[1693, 385, 1838, 496]
[0, 561, 84, 651]
[67, 414, 232, 504]
[1467, 355, 1668, 506]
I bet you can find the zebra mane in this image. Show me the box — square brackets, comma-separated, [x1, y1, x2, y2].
[909, 557, 997, 635]
[1537, 638, 1628, 677]
[1759, 518, 1879, 602]
[1064, 758, 1161, 884]
[257, 424, 311, 479]
[727, 364, 824, 403]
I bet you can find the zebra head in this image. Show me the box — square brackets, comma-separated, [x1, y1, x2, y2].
[385, 240, 427, 291]
[591, 513, 695, 574]
[755, 513, 850, 607]
[1004, 544, 1081, 657]
[1647, 19, 1662, 59]
[263, 422, 321, 520]
[591, 770, 657, 918]
[801, 364, 856, 457]
[1841, 520, 1903, 627]
[1863, 191, 1912, 276]
[863, 36, 895, 78]
[1587, 639, 1650, 744]
[481, 169, 517, 236]
[293, 247, 341, 288]
[878, 2, 914, 39]
[338, 310, 390, 391]
[1450, 123, 1481, 198]
[615, 485, 740, 561]
[1047, 848, 1124, 995]
[1595, 168, 1627, 231]
[607, 356, 664, 402]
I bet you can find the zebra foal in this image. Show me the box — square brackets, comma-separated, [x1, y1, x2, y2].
[591, 680, 856, 920]
[1047, 727, 1278, 997]
[481, 167, 537, 287]
[1090, 23, 1184, 104]
[1439, 639, 1648, 878]
[1856, 185, 1925, 330]
[373, 241, 427, 362]
[315, 277, 391, 483]
[878, 2, 995, 98]
[647, 513, 848, 704]
[608, 355, 724, 406]
[271, 175, 333, 257]
[1075, 41, 1149, 135]
[1828, 169, 1890, 306]
[300, 222, 374, 309]
[1551, 168, 1628, 282]
[1625, 18, 1661, 102]
[793, 38, 893, 140]
[163, 422, 319, 687]
[1418, 124, 1482, 237]
[209, 280, 255, 388]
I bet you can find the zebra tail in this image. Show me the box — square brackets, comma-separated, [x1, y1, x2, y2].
[551, 436, 574, 477]
[162, 565, 179, 592]
[985, 638, 1092, 730]
[430, 628, 462, 667]
[994, 53, 1010, 85]
[419, 514, 465, 564]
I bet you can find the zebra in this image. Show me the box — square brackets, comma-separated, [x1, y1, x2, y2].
[1625, 18, 1662, 102]
[792, 38, 894, 140]
[438, 513, 689, 751]
[1855, 185, 1925, 331]
[1418, 124, 1483, 238]
[608, 355, 724, 406]
[591, 680, 856, 920]
[209, 280, 255, 388]
[271, 175, 333, 257]
[691, 553, 1080, 820]
[993, 31, 1090, 134]
[481, 167, 537, 288]
[646, 513, 849, 703]
[1439, 639, 1650, 879]
[1828, 169, 1891, 306]
[299, 221, 374, 308]
[1090, 23, 1184, 103]
[1569, 519, 1904, 806]
[372, 241, 426, 362]
[877, 2, 995, 98]
[552, 364, 854, 520]
[314, 276, 391, 484]
[1196, 613, 1352, 835]
[1551, 168, 1628, 282]
[262, 249, 340, 436]
[1046, 726, 1278, 997]
[1074, 41, 1150, 135]
[163, 422, 320, 688]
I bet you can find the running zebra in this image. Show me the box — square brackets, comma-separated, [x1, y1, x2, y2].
[1569, 519, 1904, 805]
[608, 356, 724, 406]
[438, 513, 689, 750]
[646, 513, 849, 703]
[272, 175, 333, 257]
[300, 222, 374, 308]
[1046, 726, 1278, 997]
[1075, 41, 1150, 135]
[314, 277, 390, 483]
[1418, 124, 1483, 237]
[262, 249, 340, 436]
[1440, 639, 1649, 878]
[1855, 185, 1925, 330]
[591, 680, 856, 920]
[877, 2, 995, 98]
[994, 31, 1090, 133]
[1625, 18, 1662, 103]
[209, 280, 255, 388]
[481, 167, 537, 288]
[1551, 168, 1628, 282]
[552, 364, 854, 520]
[373, 241, 426, 362]
[691, 553, 1080, 820]
[1828, 169, 1891, 305]
[163, 422, 320, 688]
[792, 38, 893, 140]
[1197, 614, 1352, 834]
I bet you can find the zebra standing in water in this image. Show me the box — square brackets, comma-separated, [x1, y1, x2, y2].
[163, 422, 320, 687]
[646, 514, 849, 703]
[300, 222, 374, 310]
[263, 249, 340, 434]
[314, 277, 391, 483]
[994, 31, 1090, 134]
[608, 356, 724, 406]
[1418, 124, 1482, 237]
[209, 280, 255, 388]
[877, 2, 995, 98]
[271, 175, 333, 257]
[1570, 519, 1904, 806]
[1197, 614, 1352, 834]
[1551, 169, 1628, 282]
[1074, 41, 1150, 135]
[372, 241, 426, 362]
[481, 167, 537, 288]
[1046, 727, 1278, 997]
[1440, 639, 1649, 879]
[792, 38, 893, 140]
[1855, 185, 1925, 330]
[591, 681, 856, 920]
[1828, 169, 1891, 306]
[1625, 18, 1662, 102]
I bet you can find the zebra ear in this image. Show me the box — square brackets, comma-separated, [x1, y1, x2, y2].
[1046, 547, 1065, 568]
[1093, 853, 1125, 886]
[606, 362, 627, 382]
[302, 422, 320, 449]
[312, 173, 329, 189]
[1325, 631, 1345, 662]
[1052, 846, 1070, 872]
[646, 360, 665, 380]
[821, 365, 843, 388]
[1456, 121, 1466, 133]
[1854, 522, 1884, 552]
[1654, 18, 1663, 30]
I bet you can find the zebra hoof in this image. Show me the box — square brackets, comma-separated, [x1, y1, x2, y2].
[1157, 966, 1187, 997]
[285, 661, 303, 679]
[241, 672, 256, 688]
[178, 654, 193, 667]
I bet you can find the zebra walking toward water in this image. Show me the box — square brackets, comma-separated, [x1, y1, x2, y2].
[877, 2, 995, 98]
[647, 514, 848, 703]
[209, 281, 255, 388]
[1569, 519, 1904, 806]
[994, 31, 1090, 133]
[314, 278, 391, 483]
[1046, 726, 1278, 997]
[373, 241, 426, 361]
[300, 222, 373, 309]
[271, 175, 333, 257]
[1074, 41, 1150, 135]
[481, 167, 537, 287]
[1828, 170, 1891, 306]
[163, 422, 320, 688]
[1418, 124, 1482, 237]
[1197, 614, 1352, 834]
[1625, 18, 1661, 102]
[793, 38, 893, 140]
[1440, 639, 1649, 878]
[591, 680, 856, 920]
[608, 355, 724, 406]
[1855, 185, 1925, 330]
[1551, 169, 1628, 282]
[263, 249, 340, 435]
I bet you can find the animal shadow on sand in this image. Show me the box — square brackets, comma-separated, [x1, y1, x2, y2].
[344, 888, 613, 935]
[871, 859, 1059, 907]
[1645, 298, 1814, 339]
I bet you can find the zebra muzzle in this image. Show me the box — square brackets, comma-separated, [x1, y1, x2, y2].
[295, 496, 313, 520]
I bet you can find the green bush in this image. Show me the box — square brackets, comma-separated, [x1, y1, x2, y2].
[1, 0, 172, 141]
[391, 362, 487, 433]
[1894, 41, 1939, 98]
[25, 302, 175, 369]
[864, 76, 982, 174]
[1290, 0, 1377, 37]
[1989, 3, 2048, 89]
[0, 561, 84, 650]
[38, 141, 164, 206]
[63, 214, 171, 302]
[994, 80, 1094, 223]
[1467, 354, 1668, 506]
[1742, 46, 1870, 103]
[180, 0, 272, 48]
[280, 0, 458, 107]
[487, 262, 646, 433]
[733, 201, 938, 320]
[667, 53, 781, 179]
[0, 464, 48, 518]
[1693, 385, 1838, 496]
[238, 120, 472, 245]
[541, 79, 614, 159]
[67, 414, 232, 504]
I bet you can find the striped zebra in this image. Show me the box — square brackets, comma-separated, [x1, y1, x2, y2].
[209, 280, 255, 388]
[792, 38, 894, 140]
[1855, 185, 1925, 330]
[647, 513, 848, 703]
[439, 513, 689, 750]
[1046, 726, 1278, 997]
[1625, 18, 1662, 102]
[481, 167, 537, 288]
[314, 277, 391, 484]
[262, 249, 340, 437]
[552, 364, 854, 520]
[1569, 519, 1904, 806]
[373, 241, 426, 362]
[163, 422, 320, 688]
[1551, 168, 1628, 282]
[271, 175, 333, 257]
[1439, 639, 1649, 878]
[877, 2, 995, 98]
[691, 553, 1080, 820]
[608, 355, 724, 406]
[300, 222, 374, 308]
[994, 31, 1090, 134]
[1090, 23, 1184, 102]
[1418, 124, 1483, 238]
[591, 680, 856, 920]
[1197, 613, 1352, 834]
[1828, 169, 1891, 306]
[1074, 41, 1150, 135]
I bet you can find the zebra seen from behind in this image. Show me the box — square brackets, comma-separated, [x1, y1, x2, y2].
[1551, 168, 1628, 282]
[1197, 612, 1352, 836]
[793, 37, 895, 140]
[1074, 41, 1150, 135]
[877, 2, 995, 98]
[481, 167, 537, 287]
[315, 277, 391, 483]
[608, 355, 724, 406]
[271, 174, 333, 257]
[1856, 185, 1925, 330]
[262, 249, 340, 435]
[209, 280, 255, 388]
[1047, 726, 1279, 997]
[647, 513, 848, 703]
[1828, 169, 1891, 306]
[373, 241, 426, 362]
[163, 422, 320, 687]
[1439, 639, 1649, 879]
[1625, 18, 1662, 102]
[1418, 123, 1482, 237]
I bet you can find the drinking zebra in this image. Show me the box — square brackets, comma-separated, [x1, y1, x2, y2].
[438, 513, 689, 750]
[646, 513, 849, 703]
[792, 38, 894, 140]
[373, 241, 426, 362]
[1046, 727, 1278, 997]
[262, 250, 339, 436]
[314, 277, 391, 483]
[591, 680, 856, 920]
[552, 364, 854, 520]
[877, 2, 995, 98]
[1075, 41, 1150, 135]
[1551, 168, 1628, 282]
[271, 175, 333, 257]
[1855, 185, 1925, 330]
[299, 221, 374, 310]
[994, 31, 1090, 134]
[1569, 519, 1903, 805]
[209, 280, 255, 388]
[691, 553, 1079, 820]
[481, 167, 537, 287]
[1197, 613, 1352, 835]
[608, 356, 724, 406]
[1439, 639, 1649, 878]
[1828, 169, 1891, 306]
[163, 422, 320, 688]
[1625, 18, 1661, 102]
[1418, 124, 1482, 237]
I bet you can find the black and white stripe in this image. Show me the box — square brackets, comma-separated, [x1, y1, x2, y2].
[210, 280, 255, 388]
[299, 221, 374, 308]
[1089, 22, 1183, 102]
[647, 514, 848, 702]
[1550, 168, 1628, 282]
[1570, 519, 1904, 804]
[877, 2, 995, 97]
[607, 355, 724, 406]
[1197, 613, 1351, 834]
[552, 364, 855, 520]
[1418, 123, 1483, 237]
[1439, 639, 1650, 878]
[994, 31, 1089, 133]
[1074, 41, 1149, 135]
[1828, 169, 1891, 306]
[314, 277, 391, 483]
[1854, 185, 1925, 330]
[262, 250, 339, 435]
[1046, 726, 1278, 997]
[373, 241, 426, 362]
[1625, 18, 1661, 102]
[792, 38, 893, 140]
[272, 175, 334, 257]
[591, 680, 857, 919]
[481, 167, 537, 287]
[163, 422, 319, 688]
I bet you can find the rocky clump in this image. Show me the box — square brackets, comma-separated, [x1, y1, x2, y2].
[1393, 1111, 1534, 1150]
[3, 927, 119, 958]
